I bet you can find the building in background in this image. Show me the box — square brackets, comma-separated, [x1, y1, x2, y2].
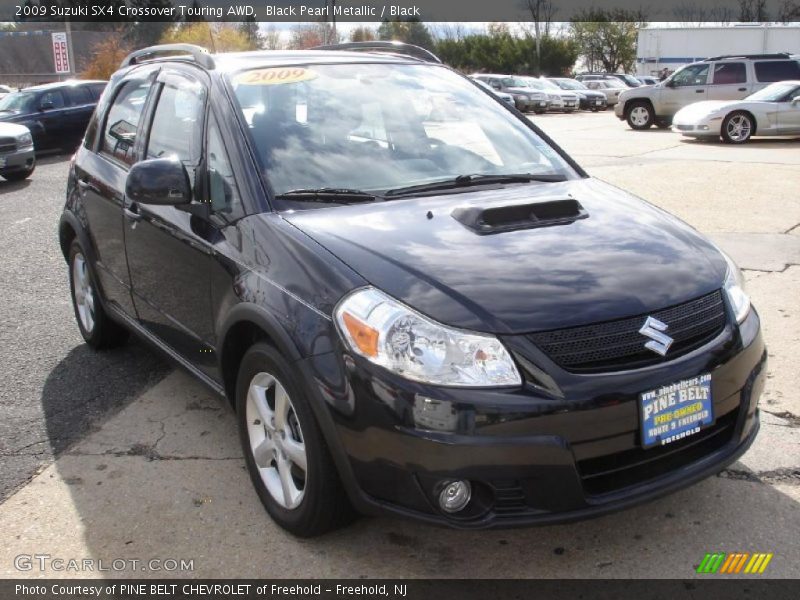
[636, 24, 800, 76]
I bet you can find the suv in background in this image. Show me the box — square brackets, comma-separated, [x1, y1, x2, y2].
[471, 74, 549, 113]
[0, 80, 107, 151]
[615, 53, 800, 129]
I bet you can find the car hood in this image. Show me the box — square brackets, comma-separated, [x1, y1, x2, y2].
[281, 178, 726, 334]
[0, 121, 29, 136]
[674, 100, 740, 120]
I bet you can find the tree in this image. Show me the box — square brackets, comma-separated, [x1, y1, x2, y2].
[377, 19, 435, 50]
[261, 24, 283, 50]
[81, 34, 131, 80]
[127, 0, 173, 48]
[522, 0, 557, 75]
[777, 0, 800, 21]
[160, 22, 259, 52]
[738, 0, 768, 20]
[287, 23, 338, 49]
[238, 16, 263, 49]
[569, 9, 646, 74]
[350, 26, 377, 42]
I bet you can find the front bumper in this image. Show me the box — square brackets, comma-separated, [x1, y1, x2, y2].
[0, 145, 35, 174]
[673, 118, 722, 137]
[301, 308, 765, 528]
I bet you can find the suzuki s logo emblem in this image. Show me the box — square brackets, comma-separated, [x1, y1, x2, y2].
[639, 317, 673, 356]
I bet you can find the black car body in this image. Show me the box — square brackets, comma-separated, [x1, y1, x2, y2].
[59, 44, 765, 536]
[0, 80, 106, 152]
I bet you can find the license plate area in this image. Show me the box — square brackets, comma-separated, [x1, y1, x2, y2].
[640, 373, 713, 448]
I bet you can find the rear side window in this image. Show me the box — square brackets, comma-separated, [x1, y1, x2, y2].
[146, 78, 205, 165]
[65, 86, 92, 105]
[712, 62, 746, 85]
[754, 60, 800, 83]
[89, 83, 107, 100]
[100, 80, 152, 167]
[39, 90, 65, 110]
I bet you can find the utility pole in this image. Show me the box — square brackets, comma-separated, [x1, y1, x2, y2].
[65, 19, 75, 80]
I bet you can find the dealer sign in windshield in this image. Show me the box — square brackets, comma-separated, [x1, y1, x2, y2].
[640, 373, 713, 448]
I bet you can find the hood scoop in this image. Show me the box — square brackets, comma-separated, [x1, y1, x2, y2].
[451, 198, 588, 235]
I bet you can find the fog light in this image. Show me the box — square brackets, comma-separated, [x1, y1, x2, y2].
[438, 480, 471, 513]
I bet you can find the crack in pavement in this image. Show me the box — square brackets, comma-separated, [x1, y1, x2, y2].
[718, 467, 800, 485]
[764, 410, 800, 428]
[65, 447, 242, 462]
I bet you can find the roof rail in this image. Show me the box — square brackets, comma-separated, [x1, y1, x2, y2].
[703, 52, 791, 61]
[120, 44, 215, 70]
[311, 41, 442, 64]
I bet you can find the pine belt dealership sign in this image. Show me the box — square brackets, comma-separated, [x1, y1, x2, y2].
[51, 31, 70, 74]
[0, 0, 787, 22]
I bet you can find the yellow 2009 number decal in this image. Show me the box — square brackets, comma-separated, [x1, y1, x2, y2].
[235, 67, 317, 86]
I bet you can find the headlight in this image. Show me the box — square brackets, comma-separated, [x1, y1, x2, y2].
[17, 132, 33, 148]
[722, 252, 751, 323]
[335, 287, 521, 387]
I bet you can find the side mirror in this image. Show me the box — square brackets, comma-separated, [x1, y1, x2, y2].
[491, 83, 501, 90]
[791, 96, 800, 105]
[126, 157, 192, 206]
[665, 79, 676, 88]
[39, 101, 54, 111]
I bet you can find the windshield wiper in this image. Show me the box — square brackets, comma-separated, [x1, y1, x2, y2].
[384, 173, 566, 198]
[275, 188, 381, 204]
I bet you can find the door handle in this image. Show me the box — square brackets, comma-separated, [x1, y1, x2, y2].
[696, 89, 704, 93]
[76, 178, 99, 194]
[124, 204, 143, 222]
[738, 87, 747, 92]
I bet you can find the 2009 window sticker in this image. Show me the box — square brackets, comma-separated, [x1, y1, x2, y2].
[234, 67, 318, 86]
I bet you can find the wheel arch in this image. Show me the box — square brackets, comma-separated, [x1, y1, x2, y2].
[218, 303, 304, 407]
[625, 97, 656, 117]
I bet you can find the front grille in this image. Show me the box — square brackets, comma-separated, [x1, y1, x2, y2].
[577, 408, 739, 496]
[675, 124, 694, 131]
[0, 136, 16, 153]
[528, 290, 727, 373]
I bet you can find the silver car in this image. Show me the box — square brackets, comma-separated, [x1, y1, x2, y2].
[584, 80, 626, 107]
[0, 122, 35, 181]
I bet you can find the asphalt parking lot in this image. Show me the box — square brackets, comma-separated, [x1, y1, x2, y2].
[0, 111, 798, 579]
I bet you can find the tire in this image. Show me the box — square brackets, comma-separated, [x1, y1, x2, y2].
[626, 101, 654, 129]
[655, 119, 672, 129]
[236, 342, 354, 537]
[721, 111, 754, 144]
[1, 166, 34, 181]
[534, 110, 546, 115]
[68, 240, 129, 349]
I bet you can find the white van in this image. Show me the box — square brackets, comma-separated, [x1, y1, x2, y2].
[614, 53, 800, 129]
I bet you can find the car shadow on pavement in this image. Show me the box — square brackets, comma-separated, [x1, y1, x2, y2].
[0, 178, 31, 195]
[16, 365, 796, 579]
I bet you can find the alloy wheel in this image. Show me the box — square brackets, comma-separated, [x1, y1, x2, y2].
[726, 114, 752, 142]
[72, 253, 95, 333]
[630, 106, 651, 127]
[246, 372, 307, 510]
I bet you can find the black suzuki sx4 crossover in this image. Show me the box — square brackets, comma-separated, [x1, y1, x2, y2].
[60, 43, 765, 536]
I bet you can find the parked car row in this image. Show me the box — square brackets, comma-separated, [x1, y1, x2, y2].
[470, 74, 612, 113]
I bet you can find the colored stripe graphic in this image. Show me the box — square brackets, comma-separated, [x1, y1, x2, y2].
[698, 552, 773, 574]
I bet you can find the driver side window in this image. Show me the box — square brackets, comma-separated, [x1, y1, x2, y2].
[672, 64, 710, 87]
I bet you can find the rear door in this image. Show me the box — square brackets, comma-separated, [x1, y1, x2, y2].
[123, 67, 217, 371]
[707, 62, 750, 101]
[74, 69, 157, 317]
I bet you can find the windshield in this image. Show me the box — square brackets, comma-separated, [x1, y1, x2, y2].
[500, 76, 529, 88]
[747, 82, 799, 102]
[0, 92, 35, 112]
[619, 74, 641, 87]
[553, 79, 586, 91]
[228, 63, 577, 201]
[537, 79, 560, 91]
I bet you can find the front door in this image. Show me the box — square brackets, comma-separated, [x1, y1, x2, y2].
[778, 88, 800, 135]
[659, 63, 710, 116]
[123, 68, 217, 374]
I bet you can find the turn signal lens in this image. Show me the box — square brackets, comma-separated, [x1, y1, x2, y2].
[341, 312, 379, 357]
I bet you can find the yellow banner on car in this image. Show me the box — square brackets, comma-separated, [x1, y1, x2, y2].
[234, 67, 318, 86]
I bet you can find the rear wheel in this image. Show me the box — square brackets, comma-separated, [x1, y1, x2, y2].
[236, 342, 354, 536]
[721, 111, 753, 144]
[626, 101, 654, 130]
[68, 240, 129, 348]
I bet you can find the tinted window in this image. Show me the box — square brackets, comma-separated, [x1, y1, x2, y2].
[100, 80, 152, 166]
[39, 90, 66, 110]
[206, 114, 244, 220]
[713, 62, 746, 85]
[146, 78, 205, 165]
[65, 86, 93, 105]
[754, 60, 800, 83]
[89, 83, 107, 100]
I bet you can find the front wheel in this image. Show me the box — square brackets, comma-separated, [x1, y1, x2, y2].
[236, 342, 354, 537]
[1, 166, 34, 181]
[626, 102, 654, 129]
[721, 112, 753, 144]
[68, 240, 129, 349]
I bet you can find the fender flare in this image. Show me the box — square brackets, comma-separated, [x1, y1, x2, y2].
[217, 302, 303, 365]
